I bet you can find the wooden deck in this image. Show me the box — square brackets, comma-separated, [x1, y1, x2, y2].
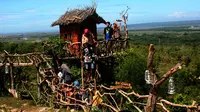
[52, 39, 129, 58]
[0, 39, 129, 68]
[0, 51, 46, 67]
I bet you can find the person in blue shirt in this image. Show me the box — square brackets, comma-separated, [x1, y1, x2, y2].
[104, 22, 113, 41]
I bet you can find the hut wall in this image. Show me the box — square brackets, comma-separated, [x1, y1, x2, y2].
[58, 19, 98, 56]
[60, 24, 81, 56]
[59, 19, 98, 42]
[59, 24, 80, 43]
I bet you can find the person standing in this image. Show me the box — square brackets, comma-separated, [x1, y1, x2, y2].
[82, 28, 96, 48]
[82, 28, 96, 81]
[82, 28, 97, 55]
[104, 22, 113, 41]
[104, 22, 113, 55]
[113, 22, 121, 40]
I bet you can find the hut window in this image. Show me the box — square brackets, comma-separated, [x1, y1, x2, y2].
[65, 34, 72, 39]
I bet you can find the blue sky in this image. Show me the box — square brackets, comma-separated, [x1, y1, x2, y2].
[0, 0, 200, 33]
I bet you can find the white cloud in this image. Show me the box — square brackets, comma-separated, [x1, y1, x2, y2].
[24, 9, 36, 13]
[168, 11, 200, 18]
[168, 12, 185, 18]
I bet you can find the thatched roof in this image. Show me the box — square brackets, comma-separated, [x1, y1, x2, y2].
[51, 6, 106, 26]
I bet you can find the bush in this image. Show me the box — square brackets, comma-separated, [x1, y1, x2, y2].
[114, 47, 148, 94]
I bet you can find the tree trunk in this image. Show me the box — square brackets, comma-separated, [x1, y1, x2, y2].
[145, 44, 181, 112]
[146, 44, 157, 112]
[146, 87, 157, 112]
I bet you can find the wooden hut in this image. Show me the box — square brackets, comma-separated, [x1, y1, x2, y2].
[51, 6, 106, 43]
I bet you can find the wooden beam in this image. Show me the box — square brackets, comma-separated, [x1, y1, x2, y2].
[73, 16, 81, 19]
[0, 63, 34, 67]
[2, 52, 43, 57]
[65, 18, 74, 21]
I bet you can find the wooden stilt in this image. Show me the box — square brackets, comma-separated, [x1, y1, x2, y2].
[8, 64, 18, 98]
[94, 63, 99, 90]
[81, 49, 84, 89]
[81, 60, 84, 89]
[36, 66, 41, 100]
[10, 65, 14, 90]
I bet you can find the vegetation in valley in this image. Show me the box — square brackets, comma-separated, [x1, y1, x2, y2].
[0, 28, 200, 111]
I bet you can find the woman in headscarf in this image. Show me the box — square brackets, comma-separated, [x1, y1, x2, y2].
[82, 28, 96, 81]
[82, 28, 96, 48]
[82, 28, 97, 57]
[61, 63, 72, 84]
[113, 22, 121, 40]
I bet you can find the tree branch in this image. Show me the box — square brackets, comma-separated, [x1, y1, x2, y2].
[147, 44, 156, 83]
[155, 63, 182, 86]
[157, 103, 169, 112]
[57, 93, 88, 112]
[118, 90, 143, 112]
[100, 103, 119, 112]
[160, 99, 199, 110]
[119, 90, 149, 99]
[109, 94, 120, 111]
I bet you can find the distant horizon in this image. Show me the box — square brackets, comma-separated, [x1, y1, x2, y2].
[0, 19, 200, 35]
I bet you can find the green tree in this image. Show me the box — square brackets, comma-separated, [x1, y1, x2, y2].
[114, 47, 148, 94]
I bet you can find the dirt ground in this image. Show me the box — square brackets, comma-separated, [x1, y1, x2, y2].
[0, 97, 61, 112]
